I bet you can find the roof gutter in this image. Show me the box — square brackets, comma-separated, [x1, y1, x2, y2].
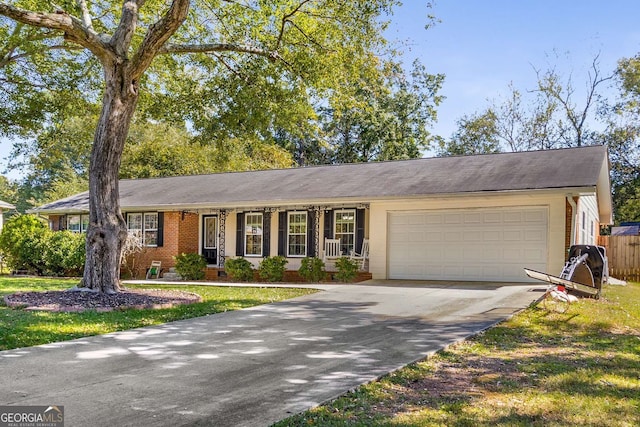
[30, 187, 599, 216]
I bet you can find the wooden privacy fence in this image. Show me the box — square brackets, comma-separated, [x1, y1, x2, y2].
[598, 235, 640, 281]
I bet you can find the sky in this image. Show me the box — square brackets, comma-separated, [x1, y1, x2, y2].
[385, 0, 640, 139]
[2, 1, 640, 179]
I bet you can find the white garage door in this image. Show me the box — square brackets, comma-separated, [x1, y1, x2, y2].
[388, 207, 548, 282]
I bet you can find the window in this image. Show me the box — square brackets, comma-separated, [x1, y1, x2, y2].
[144, 213, 158, 246]
[334, 209, 356, 255]
[287, 211, 307, 257]
[67, 214, 89, 233]
[127, 212, 158, 247]
[244, 213, 263, 256]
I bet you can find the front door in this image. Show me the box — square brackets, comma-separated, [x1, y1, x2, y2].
[202, 215, 218, 265]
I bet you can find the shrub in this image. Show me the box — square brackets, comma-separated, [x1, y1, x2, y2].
[258, 256, 288, 282]
[335, 257, 359, 282]
[174, 253, 207, 280]
[0, 214, 49, 273]
[298, 257, 326, 282]
[225, 257, 254, 282]
[43, 231, 86, 276]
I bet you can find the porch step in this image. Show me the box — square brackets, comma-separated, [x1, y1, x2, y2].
[162, 268, 182, 281]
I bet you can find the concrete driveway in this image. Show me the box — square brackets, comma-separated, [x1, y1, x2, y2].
[0, 281, 542, 426]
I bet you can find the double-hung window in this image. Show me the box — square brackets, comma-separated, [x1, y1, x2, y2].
[67, 214, 89, 233]
[334, 209, 356, 255]
[244, 213, 263, 256]
[144, 213, 158, 246]
[127, 212, 158, 247]
[287, 211, 307, 257]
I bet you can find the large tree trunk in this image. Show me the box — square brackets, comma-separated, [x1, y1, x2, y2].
[80, 62, 139, 293]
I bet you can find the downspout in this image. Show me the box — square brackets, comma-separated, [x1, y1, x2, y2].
[566, 194, 577, 246]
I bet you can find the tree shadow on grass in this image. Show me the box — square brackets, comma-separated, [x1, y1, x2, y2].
[0, 298, 272, 350]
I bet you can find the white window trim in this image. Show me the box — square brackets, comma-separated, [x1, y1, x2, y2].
[127, 212, 158, 247]
[244, 212, 263, 257]
[67, 214, 89, 233]
[143, 213, 158, 247]
[334, 209, 356, 255]
[287, 211, 307, 258]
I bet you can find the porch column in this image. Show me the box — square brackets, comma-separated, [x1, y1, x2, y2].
[314, 206, 322, 257]
[219, 210, 226, 268]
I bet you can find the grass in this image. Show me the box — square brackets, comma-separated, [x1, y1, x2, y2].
[0, 277, 316, 351]
[275, 282, 640, 427]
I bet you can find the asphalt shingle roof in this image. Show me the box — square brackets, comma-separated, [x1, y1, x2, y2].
[33, 145, 608, 213]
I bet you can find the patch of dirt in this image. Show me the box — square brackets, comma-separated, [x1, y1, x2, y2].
[367, 354, 533, 418]
[3, 288, 203, 312]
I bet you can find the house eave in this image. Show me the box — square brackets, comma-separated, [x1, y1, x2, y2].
[31, 186, 599, 216]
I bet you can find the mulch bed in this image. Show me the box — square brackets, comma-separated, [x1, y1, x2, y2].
[3, 288, 203, 313]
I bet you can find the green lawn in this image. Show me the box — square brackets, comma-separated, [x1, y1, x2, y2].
[276, 282, 640, 427]
[0, 277, 316, 351]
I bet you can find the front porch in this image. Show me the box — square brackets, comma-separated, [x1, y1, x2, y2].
[122, 205, 370, 281]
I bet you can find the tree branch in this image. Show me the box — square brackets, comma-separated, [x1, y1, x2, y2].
[0, 3, 112, 60]
[211, 52, 245, 80]
[111, 0, 145, 57]
[129, 0, 190, 79]
[288, 20, 326, 51]
[1, 44, 81, 68]
[159, 42, 279, 61]
[276, 0, 312, 49]
[76, 0, 94, 32]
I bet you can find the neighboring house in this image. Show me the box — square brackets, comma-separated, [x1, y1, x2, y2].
[31, 145, 612, 282]
[611, 224, 640, 236]
[0, 200, 16, 231]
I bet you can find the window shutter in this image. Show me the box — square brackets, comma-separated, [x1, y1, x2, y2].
[355, 209, 365, 253]
[58, 215, 67, 231]
[307, 210, 316, 257]
[323, 209, 333, 241]
[236, 212, 245, 256]
[156, 212, 164, 247]
[263, 211, 271, 257]
[278, 212, 287, 256]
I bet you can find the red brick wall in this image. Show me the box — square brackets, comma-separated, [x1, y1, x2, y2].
[125, 211, 200, 278]
[178, 212, 199, 254]
[49, 215, 63, 231]
[565, 198, 578, 259]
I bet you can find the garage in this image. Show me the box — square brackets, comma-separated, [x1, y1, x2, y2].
[387, 207, 548, 282]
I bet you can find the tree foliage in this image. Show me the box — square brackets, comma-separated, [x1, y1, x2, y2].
[437, 110, 501, 156]
[0, 214, 85, 274]
[322, 59, 444, 163]
[0, 0, 411, 292]
[603, 55, 640, 222]
[0, 214, 48, 272]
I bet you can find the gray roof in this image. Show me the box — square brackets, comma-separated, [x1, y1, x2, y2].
[33, 145, 609, 214]
[611, 226, 639, 236]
